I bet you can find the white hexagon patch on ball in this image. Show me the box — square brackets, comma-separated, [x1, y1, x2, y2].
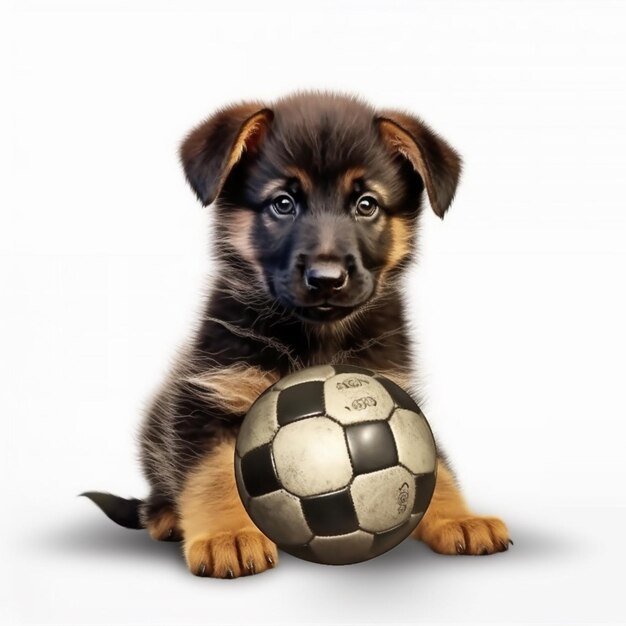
[234, 364, 437, 565]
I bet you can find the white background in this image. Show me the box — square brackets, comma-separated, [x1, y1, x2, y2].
[2, 0, 626, 624]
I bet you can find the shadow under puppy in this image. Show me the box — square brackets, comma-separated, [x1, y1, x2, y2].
[84, 90, 510, 578]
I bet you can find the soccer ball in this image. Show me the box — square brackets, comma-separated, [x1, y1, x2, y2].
[234, 364, 437, 565]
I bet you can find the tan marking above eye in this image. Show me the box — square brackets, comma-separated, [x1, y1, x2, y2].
[340, 167, 367, 195]
[259, 168, 311, 202]
[260, 179, 287, 199]
[285, 166, 313, 194]
[363, 181, 390, 206]
[341, 168, 391, 208]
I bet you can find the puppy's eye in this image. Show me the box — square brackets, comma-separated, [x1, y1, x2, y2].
[355, 195, 379, 219]
[271, 194, 297, 217]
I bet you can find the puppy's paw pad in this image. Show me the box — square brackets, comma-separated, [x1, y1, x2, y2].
[420, 515, 510, 555]
[186, 530, 278, 578]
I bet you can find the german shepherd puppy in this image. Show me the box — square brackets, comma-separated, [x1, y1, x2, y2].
[84, 90, 510, 578]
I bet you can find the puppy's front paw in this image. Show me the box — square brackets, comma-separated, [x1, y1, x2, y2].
[416, 515, 511, 555]
[186, 529, 278, 578]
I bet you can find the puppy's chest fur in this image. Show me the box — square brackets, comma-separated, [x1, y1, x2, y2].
[139, 278, 416, 499]
[194, 279, 414, 380]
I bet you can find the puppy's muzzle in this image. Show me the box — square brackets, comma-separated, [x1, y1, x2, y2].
[304, 260, 349, 298]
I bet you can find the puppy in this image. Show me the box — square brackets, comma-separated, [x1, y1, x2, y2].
[84, 90, 510, 578]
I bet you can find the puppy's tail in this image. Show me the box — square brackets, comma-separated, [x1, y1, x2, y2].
[80, 491, 144, 530]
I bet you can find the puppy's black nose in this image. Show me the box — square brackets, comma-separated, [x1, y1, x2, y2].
[304, 261, 348, 294]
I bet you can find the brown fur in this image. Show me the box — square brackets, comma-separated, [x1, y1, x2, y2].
[285, 165, 314, 194]
[385, 215, 413, 272]
[340, 166, 367, 194]
[187, 364, 280, 416]
[180, 104, 273, 206]
[146, 507, 182, 542]
[366, 180, 391, 205]
[377, 111, 462, 218]
[224, 111, 272, 176]
[379, 119, 433, 193]
[375, 368, 413, 392]
[88, 91, 508, 579]
[179, 438, 278, 577]
[222, 210, 262, 273]
[260, 178, 286, 198]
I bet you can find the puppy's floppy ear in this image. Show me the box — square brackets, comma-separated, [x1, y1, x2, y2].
[376, 111, 462, 218]
[180, 102, 273, 206]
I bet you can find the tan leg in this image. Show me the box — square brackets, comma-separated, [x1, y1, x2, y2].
[412, 459, 511, 555]
[178, 437, 278, 578]
[146, 507, 183, 542]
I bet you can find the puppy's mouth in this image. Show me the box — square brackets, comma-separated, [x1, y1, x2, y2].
[293, 304, 356, 323]
[269, 275, 374, 324]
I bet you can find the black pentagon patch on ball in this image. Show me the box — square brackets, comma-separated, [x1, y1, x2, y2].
[240, 443, 281, 497]
[300, 488, 359, 536]
[371, 520, 413, 556]
[333, 364, 375, 376]
[413, 472, 436, 514]
[276, 381, 325, 426]
[345, 421, 398, 475]
[375, 375, 420, 413]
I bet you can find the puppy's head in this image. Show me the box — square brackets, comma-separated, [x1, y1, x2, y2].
[180, 91, 461, 324]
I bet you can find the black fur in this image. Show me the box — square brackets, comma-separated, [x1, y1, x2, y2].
[81, 492, 143, 529]
[85, 90, 462, 535]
